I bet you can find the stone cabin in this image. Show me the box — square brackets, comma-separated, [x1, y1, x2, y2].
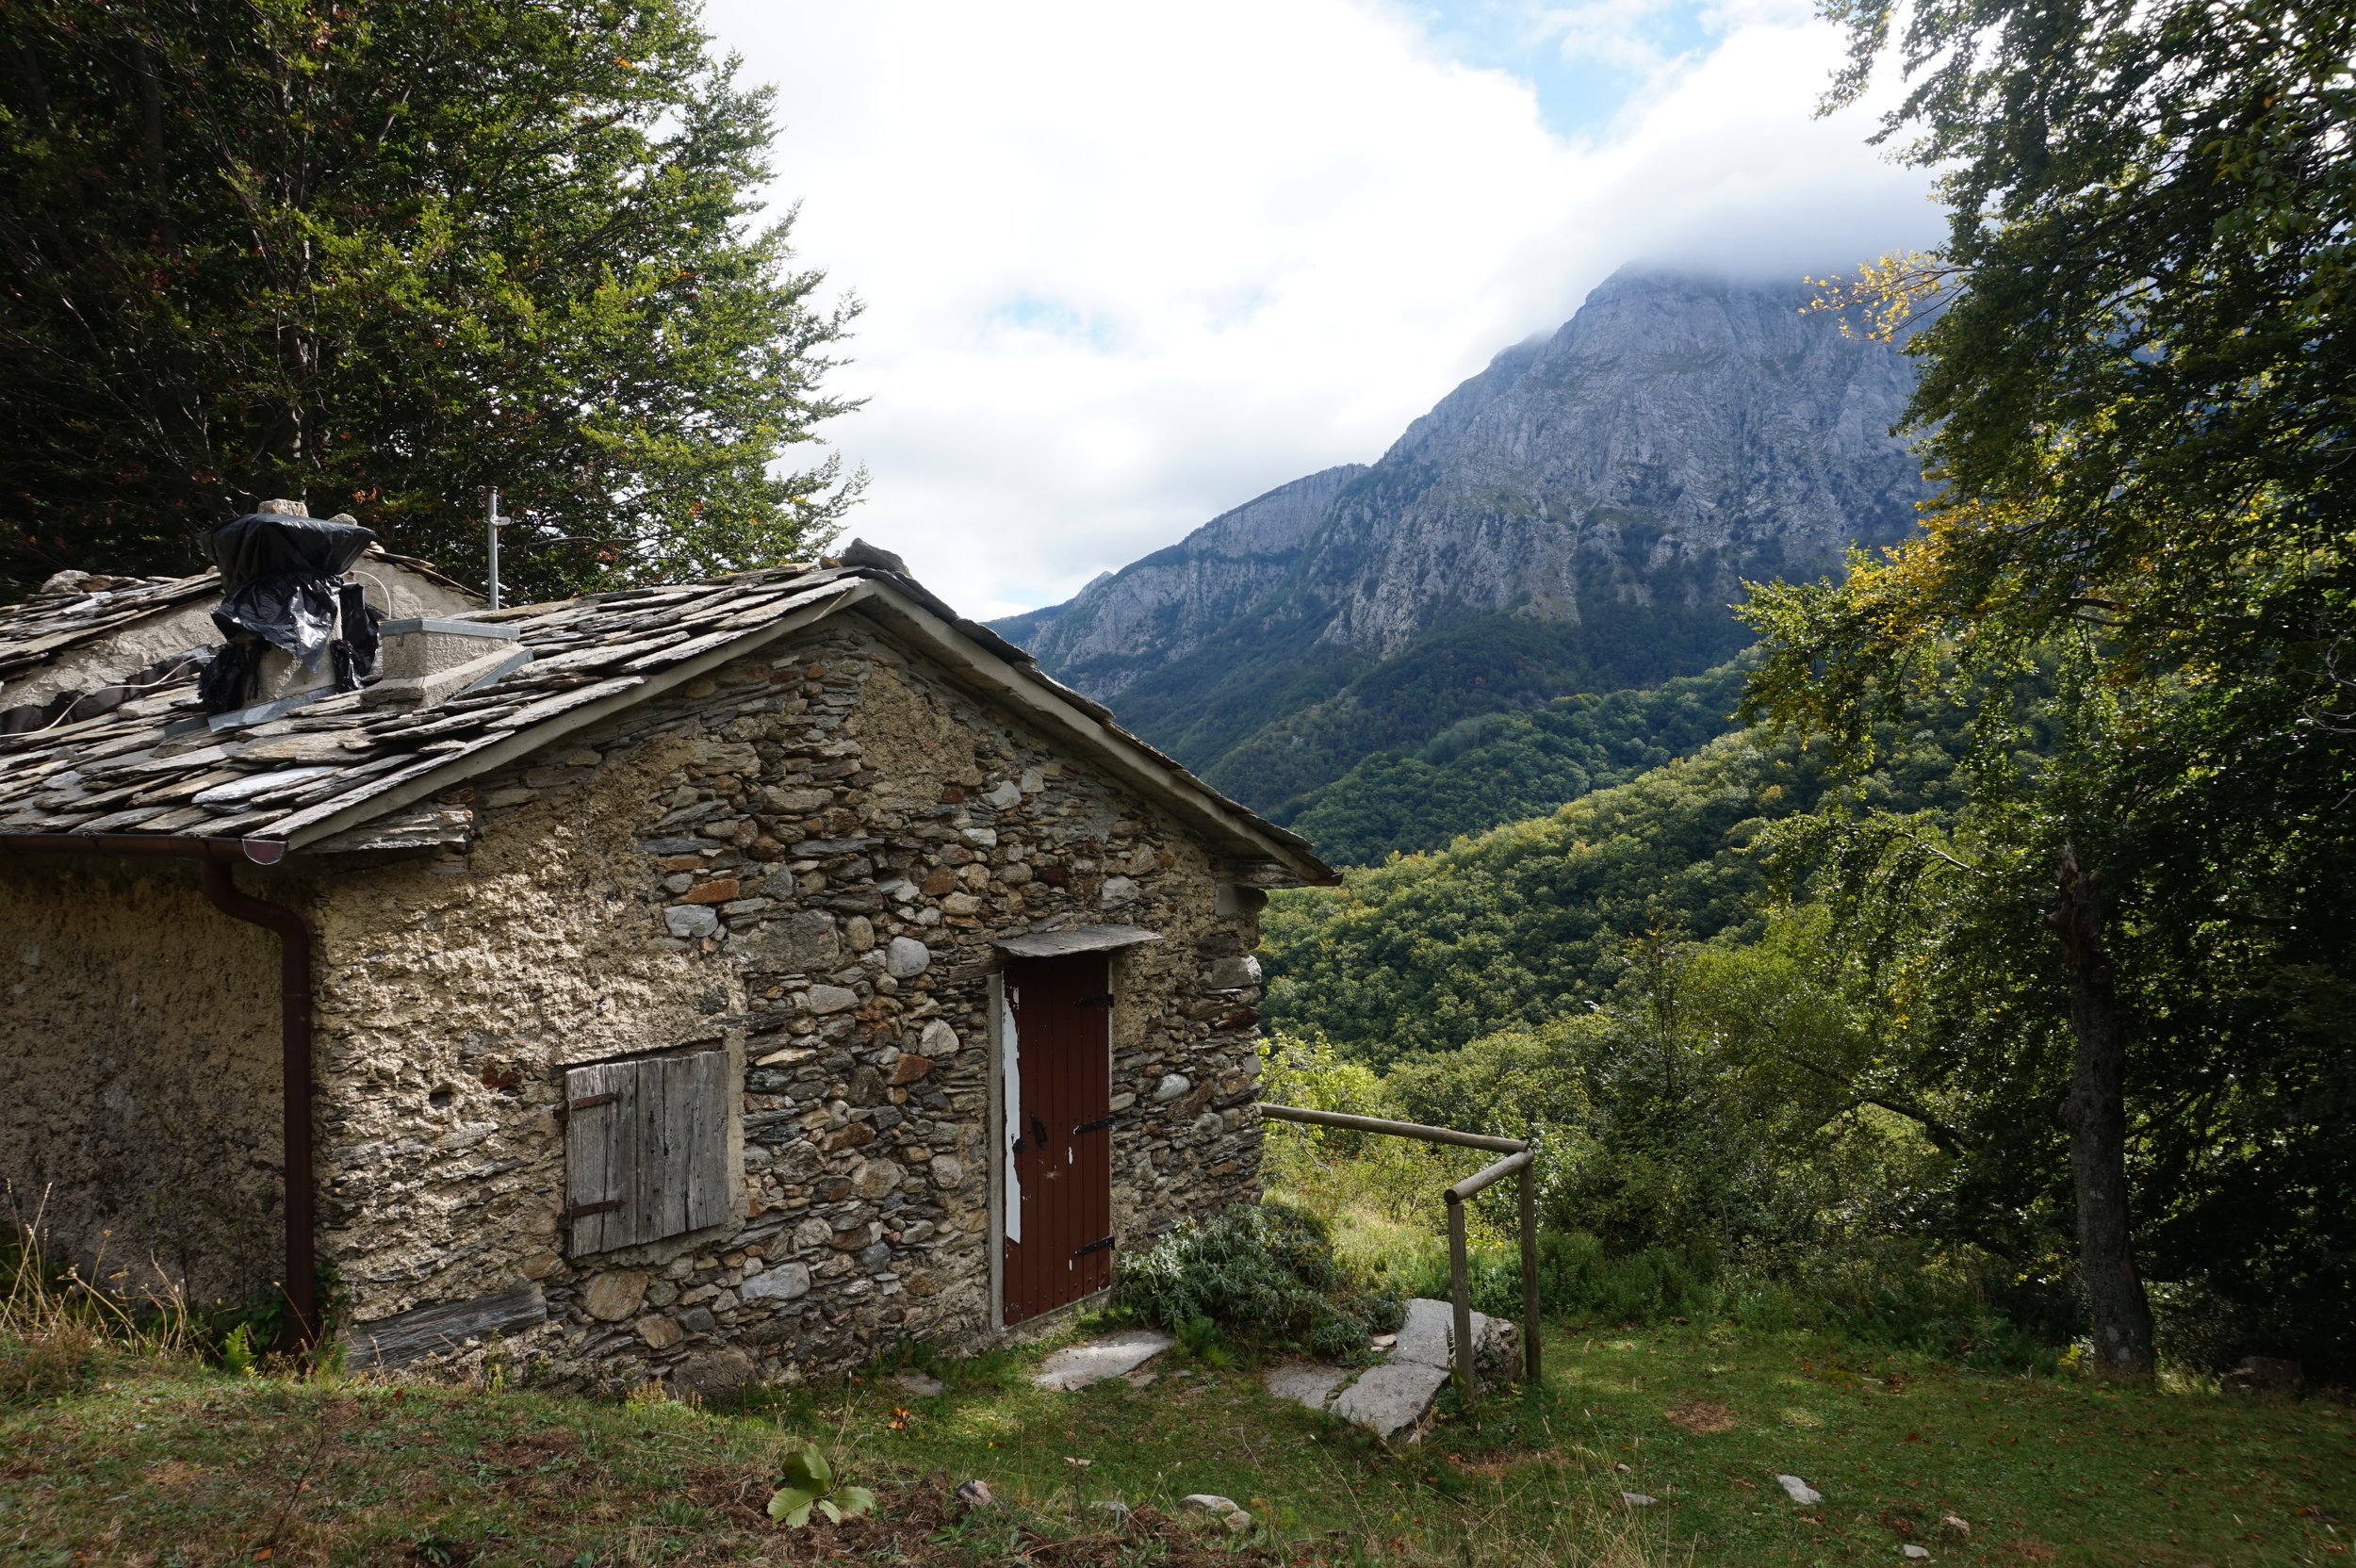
[0, 529, 1333, 1391]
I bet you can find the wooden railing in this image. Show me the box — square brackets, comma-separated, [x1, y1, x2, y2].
[1258, 1103, 1539, 1396]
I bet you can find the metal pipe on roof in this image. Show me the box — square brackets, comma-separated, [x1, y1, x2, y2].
[0, 832, 316, 1350]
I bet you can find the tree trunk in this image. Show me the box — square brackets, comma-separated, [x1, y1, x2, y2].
[2045, 841, 2155, 1379]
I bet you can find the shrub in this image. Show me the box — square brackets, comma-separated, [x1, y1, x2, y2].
[1117, 1201, 1403, 1360]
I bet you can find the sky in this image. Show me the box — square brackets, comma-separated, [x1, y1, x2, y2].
[697, 0, 1942, 620]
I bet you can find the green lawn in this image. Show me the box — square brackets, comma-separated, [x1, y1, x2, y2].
[3, 1317, 2349, 1566]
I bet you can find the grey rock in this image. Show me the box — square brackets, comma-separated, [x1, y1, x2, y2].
[1620, 1493, 1659, 1508]
[1775, 1475, 1823, 1505]
[885, 936, 932, 978]
[807, 984, 860, 1016]
[1392, 1296, 1515, 1377]
[857, 1241, 892, 1271]
[1153, 1073, 1190, 1102]
[663, 905, 720, 939]
[1180, 1494, 1240, 1514]
[1263, 1362, 1350, 1411]
[887, 1369, 944, 1397]
[752, 909, 838, 972]
[1328, 1361, 1450, 1441]
[1031, 1329, 1173, 1391]
[1100, 875, 1137, 906]
[677, 1306, 716, 1335]
[739, 1262, 811, 1301]
[981, 780, 1023, 808]
[1207, 955, 1262, 989]
[956, 1478, 997, 1510]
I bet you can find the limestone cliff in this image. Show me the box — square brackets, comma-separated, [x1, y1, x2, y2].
[992, 269, 1927, 812]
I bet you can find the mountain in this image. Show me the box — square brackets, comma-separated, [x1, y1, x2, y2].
[993, 268, 1927, 816]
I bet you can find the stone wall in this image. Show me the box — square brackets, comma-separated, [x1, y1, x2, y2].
[0, 858, 285, 1308]
[313, 607, 1268, 1390]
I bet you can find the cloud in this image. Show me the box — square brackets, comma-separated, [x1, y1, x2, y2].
[702, 0, 1939, 617]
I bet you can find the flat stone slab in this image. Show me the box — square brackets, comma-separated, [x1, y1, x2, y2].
[887, 1370, 943, 1397]
[1264, 1363, 1350, 1411]
[1392, 1297, 1513, 1370]
[1031, 1330, 1172, 1391]
[1329, 1360, 1451, 1440]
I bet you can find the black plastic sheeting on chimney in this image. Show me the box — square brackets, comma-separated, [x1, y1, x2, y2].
[196, 513, 381, 713]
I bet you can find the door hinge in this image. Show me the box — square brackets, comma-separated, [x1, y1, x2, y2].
[1072, 1235, 1115, 1258]
[564, 1199, 623, 1220]
[1074, 993, 1114, 1008]
[1072, 1116, 1114, 1135]
[568, 1092, 621, 1111]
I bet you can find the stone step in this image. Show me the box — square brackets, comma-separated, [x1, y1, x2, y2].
[1259, 1298, 1517, 1441]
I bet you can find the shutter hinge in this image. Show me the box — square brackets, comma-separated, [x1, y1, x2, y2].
[1074, 993, 1114, 1008]
[1072, 1235, 1115, 1258]
[569, 1092, 621, 1111]
[1072, 1116, 1114, 1135]
[564, 1199, 623, 1220]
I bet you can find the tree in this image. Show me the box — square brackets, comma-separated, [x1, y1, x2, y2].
[0, 0, 860, 600]
[1745, 0, 2356, 1376]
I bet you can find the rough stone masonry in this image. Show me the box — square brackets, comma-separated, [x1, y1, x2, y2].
[310, 618, 1273, 1393]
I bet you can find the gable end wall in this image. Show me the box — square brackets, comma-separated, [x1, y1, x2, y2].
[312, 612, 1266, 1391]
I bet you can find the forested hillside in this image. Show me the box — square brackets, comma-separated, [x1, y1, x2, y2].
[1259, 700, 1973, 1064]
[1274, 654, 1754, 863]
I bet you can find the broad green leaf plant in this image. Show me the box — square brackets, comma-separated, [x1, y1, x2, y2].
[764, 1437, 876, 1528]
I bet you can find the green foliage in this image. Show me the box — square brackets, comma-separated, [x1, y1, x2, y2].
[1281, 655, 1756, 864]
[1773, 0, 2356, 1378]
[764, 1437, 875, 1527]
[1115, 1201, 1403, 1361]
[0, 0, 859, 598]
[217, 1323, 258, 1379]
[1261, 707, 1972, 1065]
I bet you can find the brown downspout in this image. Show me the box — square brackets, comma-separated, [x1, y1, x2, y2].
[198, 859, 318, 1350]
[0, 833, 316, 1349]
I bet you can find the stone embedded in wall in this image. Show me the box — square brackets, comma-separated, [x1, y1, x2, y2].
[919, 1019, 960, 1056]
[751, 909, 839, 972]
[584, 1271, 650, 1322]
[884, 936, 931, 978]
[664, 906, 719, 939]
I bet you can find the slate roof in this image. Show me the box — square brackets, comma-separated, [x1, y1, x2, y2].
[0, 560, 1334, 884]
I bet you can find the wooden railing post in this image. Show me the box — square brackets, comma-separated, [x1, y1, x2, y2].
[1518, 1158, 1541, 1386]
[1447, 1192, 1475, 1396]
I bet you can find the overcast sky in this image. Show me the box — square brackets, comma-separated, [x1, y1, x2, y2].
[697, 0, 1940, 619]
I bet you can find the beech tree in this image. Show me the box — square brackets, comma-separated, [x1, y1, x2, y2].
[0, 0, 860, 600]
[1743, 0, 2356, 1376]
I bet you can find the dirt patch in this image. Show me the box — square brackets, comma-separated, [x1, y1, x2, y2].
[139, 1460, 205, 1489]
[1666, 1398, 1737, 1433]
[2001, 1537, 2058, 1563]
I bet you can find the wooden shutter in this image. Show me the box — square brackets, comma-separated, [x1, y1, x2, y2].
[565, 1049, 732, 1256]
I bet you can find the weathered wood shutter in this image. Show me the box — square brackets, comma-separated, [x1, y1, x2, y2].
[564, 1050, 732, 1256]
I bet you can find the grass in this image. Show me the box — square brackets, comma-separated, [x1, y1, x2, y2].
[5, 1312, 2351, 1566]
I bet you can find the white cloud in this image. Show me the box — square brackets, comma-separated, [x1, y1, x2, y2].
[702, 0, 1938, 618]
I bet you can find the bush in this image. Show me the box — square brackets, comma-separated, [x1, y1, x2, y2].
[1397, 1231, 1719, 1325]
[1117, 1201, 1403, 1360]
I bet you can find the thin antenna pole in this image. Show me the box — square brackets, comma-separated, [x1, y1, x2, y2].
[486, 486, 503, 609]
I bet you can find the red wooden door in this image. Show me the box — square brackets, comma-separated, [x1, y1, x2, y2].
[1002, 953, 1113, 1324]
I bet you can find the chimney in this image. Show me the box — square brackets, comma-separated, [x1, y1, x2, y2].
[364, 618, 530, 709]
